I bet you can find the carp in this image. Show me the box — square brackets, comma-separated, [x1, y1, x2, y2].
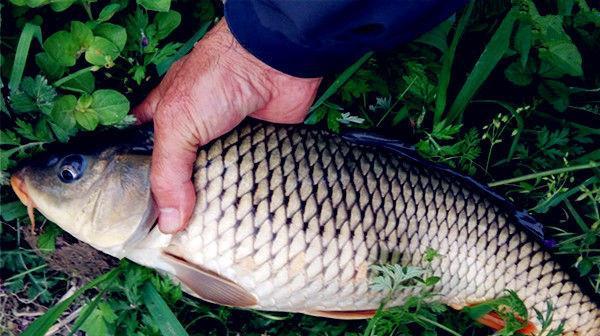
[10, 121, 599, 335]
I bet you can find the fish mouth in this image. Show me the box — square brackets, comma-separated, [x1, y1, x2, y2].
[10, 172, 37, 232]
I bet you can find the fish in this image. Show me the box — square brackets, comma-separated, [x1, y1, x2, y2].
[10, 121, 600, 335]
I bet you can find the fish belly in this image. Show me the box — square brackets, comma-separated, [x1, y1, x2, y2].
[170, 123, 599, 335]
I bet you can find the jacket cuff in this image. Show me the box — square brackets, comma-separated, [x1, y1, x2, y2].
[224, 1, 365, 78]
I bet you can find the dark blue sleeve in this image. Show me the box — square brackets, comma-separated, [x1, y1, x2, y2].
[224, 0, 468, 78]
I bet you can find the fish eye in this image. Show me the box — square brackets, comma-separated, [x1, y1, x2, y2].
[57, 154, 86, 183]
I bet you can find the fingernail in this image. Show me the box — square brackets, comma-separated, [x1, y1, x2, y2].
[159, 208, 181, 233]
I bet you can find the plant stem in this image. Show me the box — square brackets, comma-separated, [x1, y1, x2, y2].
[414, 315, 462, 336]
[376, 76, 416, 127]
[5, 264, 47, 282]
[489, 162, 598, 187]
[82, 1, 93, 20]
[53, 66, 96, 88]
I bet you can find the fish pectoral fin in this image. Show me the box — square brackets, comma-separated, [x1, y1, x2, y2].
[161, 250, 257, 308]
[303, 309, 377, 320]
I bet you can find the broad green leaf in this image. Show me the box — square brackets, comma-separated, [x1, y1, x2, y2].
[85, 37, 120, 67]
[44, 31, 79, 67]
[50, 0, 77, 11]
[149, 42, 181, 65]
[535, 15, 570, 42]
[154, 11, 181, 40]
[94, 23, 127, 52]
[71, 21, 94, 49]
[51, 95, 77, 132]
[14, 119, 37, 140]
[10, 75, 57, 114]
[504, 61, 532, 86]
[25, 0, 47, 7]
[60, 71, 95, 94]
[0, 130, 19, 145]
[79, 303, 117, 336]
[414, 18, 451, 53]
[514, 22, 532, 67]
[326, 107, 342, 133]
[35, 52, 65, 80]
[9, 89, 36, 113]
[91, 89, 130, 125]
[74, 109, 99, 130]
[538, 80, 570, 112]
[539, 41, 583, 77]
[137, 0, 170, 12]
[447, 8, 517, 122]
[132, 65, 146, 84]
[97, 3, 122, 22]
[0, 201, 28, 221]
[37, 223, 61, 253]
[34, 118, 56, 142]
[577, 258, 593, 276]
[558, 0, 575, 16]
[391, 105, 409, 126]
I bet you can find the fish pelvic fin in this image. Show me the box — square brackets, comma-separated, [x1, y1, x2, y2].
[161, 248, 257, 308]
[303, 309, 376, 320]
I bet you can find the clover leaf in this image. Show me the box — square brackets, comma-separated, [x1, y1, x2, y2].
[91, 89, 130, 125]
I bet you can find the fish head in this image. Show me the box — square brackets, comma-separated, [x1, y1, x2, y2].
[11, 145, 156, 257]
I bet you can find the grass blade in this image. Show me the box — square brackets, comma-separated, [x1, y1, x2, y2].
[53, 66, 96, 88]
[489, 161, 598, 187]
[433, 1, 474, 125]
[156, 21, 212, 76]
[21, 267, 121, 336]
[8, 23, 42, 90]
[142, 281, 189, 336]
[533, 176, 596, 213]
[446, 8, 517, 123]
[66, 273, 119, 336]
[309, 51, 374, 113]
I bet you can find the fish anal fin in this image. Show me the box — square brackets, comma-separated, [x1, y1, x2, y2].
[451, 302, 537, 335]
[476, 312, 537, 335]
[161, 249, 257, 308]
[304, 309, 376, 320]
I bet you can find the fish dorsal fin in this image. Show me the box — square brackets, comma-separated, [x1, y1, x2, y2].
[341, 131, 549, 246]
[303, 309, 376, 320]
[161, 249, 257, 307]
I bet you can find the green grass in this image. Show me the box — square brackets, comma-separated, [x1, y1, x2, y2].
[1, 0, 599, 335]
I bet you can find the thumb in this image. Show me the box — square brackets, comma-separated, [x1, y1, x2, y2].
[133, 87, 163, 124]
[151, 117, 198, 233]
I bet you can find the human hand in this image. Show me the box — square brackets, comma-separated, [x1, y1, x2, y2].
[134, 19, 322, 234]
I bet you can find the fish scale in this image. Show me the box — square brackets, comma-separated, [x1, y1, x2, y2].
[159, 122, 600, 334]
